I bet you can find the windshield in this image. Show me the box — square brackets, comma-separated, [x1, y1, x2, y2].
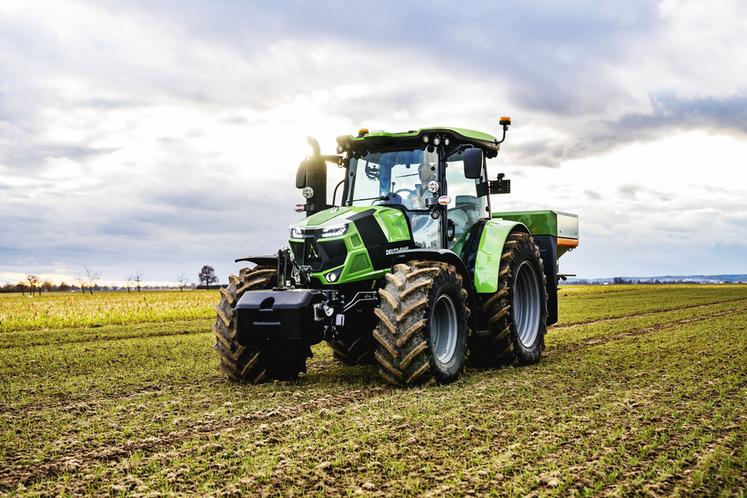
[348, 148, 439, 210]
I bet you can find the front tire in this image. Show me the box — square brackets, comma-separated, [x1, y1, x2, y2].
[372, 261, 469, 386]
[213, 265, 310, 383]
[470, 231, 548, 366]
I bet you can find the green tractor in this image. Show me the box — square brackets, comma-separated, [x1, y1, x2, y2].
[213, 118, 579, 386]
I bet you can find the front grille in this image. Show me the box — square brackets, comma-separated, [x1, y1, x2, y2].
[289, 238, 347, 272]
[318, 239, 347, 269]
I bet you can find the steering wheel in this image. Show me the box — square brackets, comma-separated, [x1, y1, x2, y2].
[371, 192, 405, 206]
[394, 188, 416, 196]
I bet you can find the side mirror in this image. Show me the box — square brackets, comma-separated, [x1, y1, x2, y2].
[295, 161, 307, 189]
[464, 148, 483, 179]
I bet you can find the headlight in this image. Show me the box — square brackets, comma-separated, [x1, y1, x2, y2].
[290, 224, 348, 238]
[321, 224, 348, 238]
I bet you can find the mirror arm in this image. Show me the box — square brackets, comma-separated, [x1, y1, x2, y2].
[320, 155, 343, 166]
[332, 180, 344, 206]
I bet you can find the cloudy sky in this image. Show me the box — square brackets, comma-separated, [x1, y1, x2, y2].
[1, 0, 746, 285]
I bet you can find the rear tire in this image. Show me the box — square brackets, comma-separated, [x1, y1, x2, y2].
[470, 231, 548, 366]
[372, 261, 470, 386]
[213, 265, 310, 383]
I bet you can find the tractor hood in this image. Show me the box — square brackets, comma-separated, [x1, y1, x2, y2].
[294, 206, 361, 228]
[292, 205, 412, 239]
[288, 206, 413, 285]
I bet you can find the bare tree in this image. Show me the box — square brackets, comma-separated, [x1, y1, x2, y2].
[125, 275, 134, 294]
[85, 267, 101, 295]
[176, 273, 189, 292]
[198, 265, 218, 289]
[26, 275, 40, 296]
[76, 276, 87, 294]
[134, 272, 144, 292]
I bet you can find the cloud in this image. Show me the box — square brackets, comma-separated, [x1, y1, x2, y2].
[614, 93, 747, 136]
[0, 0, 746, 282]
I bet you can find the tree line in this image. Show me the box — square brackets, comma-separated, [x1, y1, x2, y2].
[2, 265, 223, 294]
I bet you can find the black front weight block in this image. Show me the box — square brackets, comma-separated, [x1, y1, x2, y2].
[235, 289, 324, 347]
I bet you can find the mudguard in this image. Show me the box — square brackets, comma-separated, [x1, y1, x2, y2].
[392, 249, 470, 285]
[235, 255, 278, 266]
[392, 248, 478, 331]
[473, 219, 528, 294]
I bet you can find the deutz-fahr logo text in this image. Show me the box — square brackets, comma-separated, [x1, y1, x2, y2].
[385, 246, 409, 256]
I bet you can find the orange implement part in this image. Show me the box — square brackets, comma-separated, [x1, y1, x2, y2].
[557, 237, 579, 248]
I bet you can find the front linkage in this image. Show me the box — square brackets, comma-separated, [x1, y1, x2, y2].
[233, 249, 379, 376]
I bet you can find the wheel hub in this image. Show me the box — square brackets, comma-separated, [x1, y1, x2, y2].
[513, 261, 542, 348]
[430, 294, 458, 364]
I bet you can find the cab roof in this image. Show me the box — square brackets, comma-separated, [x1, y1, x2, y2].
[336, 127, 501, 158]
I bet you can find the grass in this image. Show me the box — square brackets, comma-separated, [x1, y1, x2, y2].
[1, 285, 745, 496]
[0, 291, 215, 332]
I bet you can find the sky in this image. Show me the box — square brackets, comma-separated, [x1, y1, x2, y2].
[1, 0, 746, 285]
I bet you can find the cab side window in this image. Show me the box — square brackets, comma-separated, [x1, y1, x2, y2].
[445, 152, 487, 254]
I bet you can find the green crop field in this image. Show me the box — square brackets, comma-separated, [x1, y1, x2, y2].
[1, 285, 745, 496]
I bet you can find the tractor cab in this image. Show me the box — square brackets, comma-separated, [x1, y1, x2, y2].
[346, 145, 489, 253]
[295, 125, 512, 266]
[339, 127, 509, 260]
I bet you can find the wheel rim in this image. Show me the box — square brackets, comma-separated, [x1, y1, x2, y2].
[430, 293, 458, 364]
[513, 260, 542, 348]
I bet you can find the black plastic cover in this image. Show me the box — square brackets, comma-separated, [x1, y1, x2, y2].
[289, 238, 347, 272]
[235, 290, 324, 347]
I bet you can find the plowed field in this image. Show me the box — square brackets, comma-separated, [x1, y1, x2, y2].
[1, 285, 745, 496]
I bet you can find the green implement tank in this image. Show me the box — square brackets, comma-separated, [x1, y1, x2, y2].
[213, 119, 579, 386]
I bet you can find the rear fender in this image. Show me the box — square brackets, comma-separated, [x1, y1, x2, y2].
[473, 219, 528, 294]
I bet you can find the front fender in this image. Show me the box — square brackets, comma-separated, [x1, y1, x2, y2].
[473, 219, 528, 293]
[393, 248, 477, 331]
[392, 248, 472, 288]
[234, 255, 278, 266]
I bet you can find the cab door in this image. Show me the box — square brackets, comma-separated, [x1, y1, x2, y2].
[444, 150, 488, 255]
